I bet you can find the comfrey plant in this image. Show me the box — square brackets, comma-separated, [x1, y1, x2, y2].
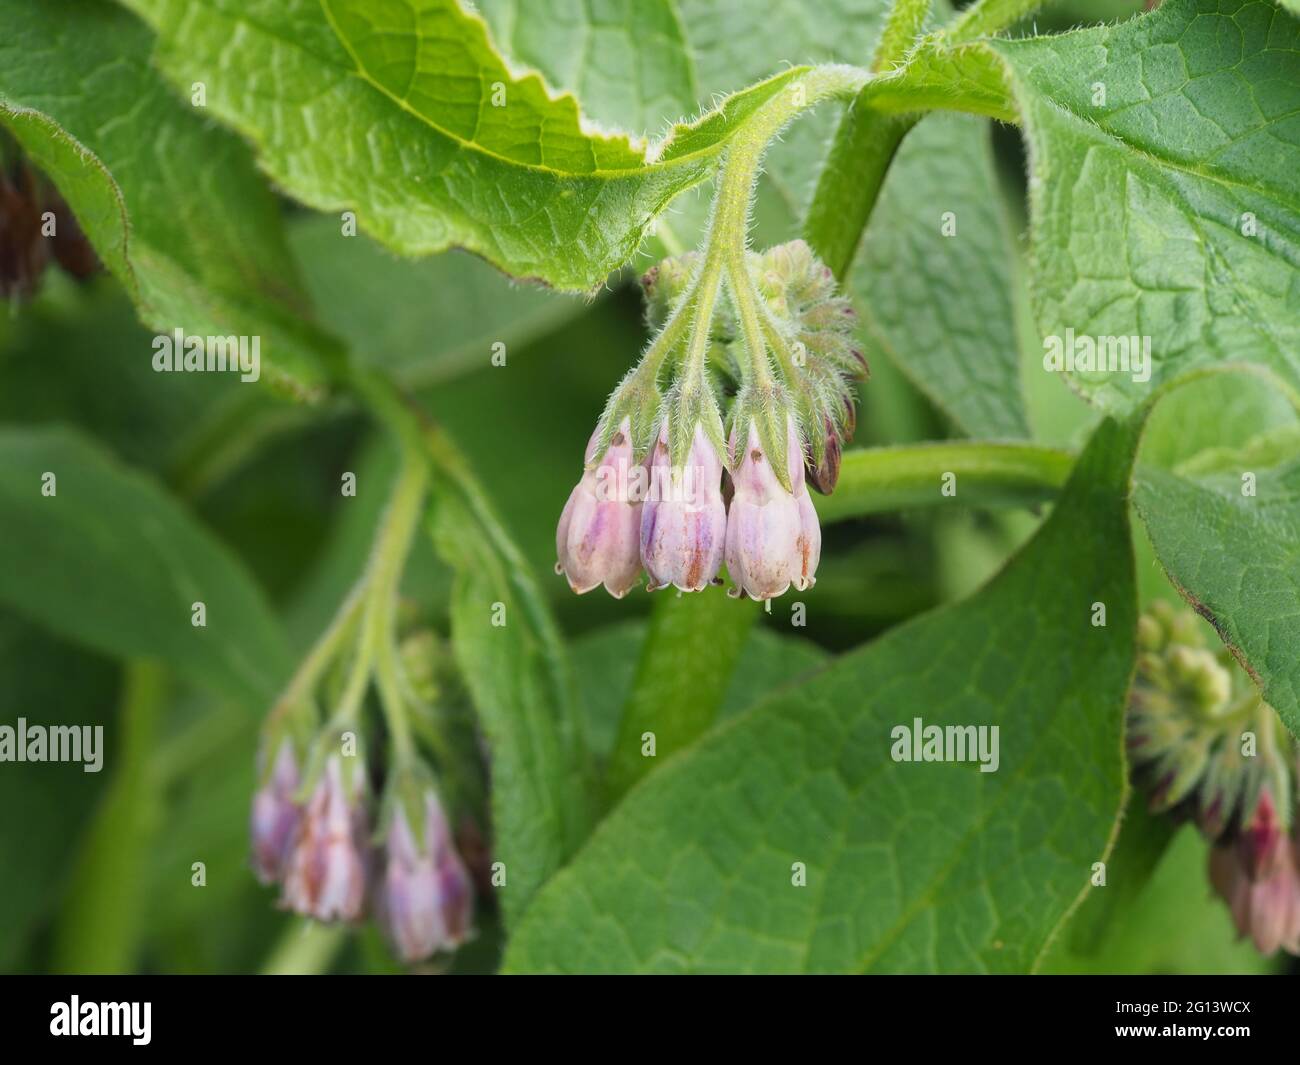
[555, 235, 861, 601]
[3, 0, 1299, 980]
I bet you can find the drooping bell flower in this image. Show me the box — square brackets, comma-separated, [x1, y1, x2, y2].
[250, 736, 303, 885]
[725, 414, 820, 600]
[378, 787, 474, 962]
[280, 754, 370, 922]
[1209, 835, 1300, 955]
[555, 417, 644, 598]
[640, 421, 726, 592]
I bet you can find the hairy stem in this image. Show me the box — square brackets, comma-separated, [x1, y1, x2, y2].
[874, 0, 933, 70]
[363, 447, 429, 758]
[804, 108, 915, 281]
[947, 0, 1046, 42]
[815, 441, 1074, 523]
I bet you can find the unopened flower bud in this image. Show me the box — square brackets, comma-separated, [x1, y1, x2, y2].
[641, 421, 726, 592]
[805, 415, 843, 495]
[1238, 785, 1288, 880]
[641, 253, 698, 331]
[555, 418, 644, 598]
[281, 754, 369, 922]
[251, 737, 303, 885]
[0, 162, 46, 300]
[45, 189, 99, 280]
[725, 415, 820, 600]
[379, 787, 474, 962]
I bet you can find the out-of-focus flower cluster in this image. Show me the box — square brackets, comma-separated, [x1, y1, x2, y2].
[1129, 601, 1299, 954]
[251, 628, 481, 965]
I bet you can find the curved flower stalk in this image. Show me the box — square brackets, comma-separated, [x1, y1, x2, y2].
[251, 431, 479, 962]
[1128, 602, 1300, 954]
[549, 65, 870, 603]
[555, 123, 865, 601]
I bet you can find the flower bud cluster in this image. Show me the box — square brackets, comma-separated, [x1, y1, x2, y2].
[556, 240, 863, 601]
[252, 730, 476, 961]
[1128, 602, 1299, 953]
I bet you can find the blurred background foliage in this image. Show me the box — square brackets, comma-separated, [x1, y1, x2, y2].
[0, 200, 1279, 974]
[0, 0, 1289, 974]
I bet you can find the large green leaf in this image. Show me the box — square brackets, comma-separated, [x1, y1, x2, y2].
[0, 0, 338, 396]
[289, 216, 584, 390]
[0, 426, 291, 708]
[994, 0, 1300, 411]
[503, 417, 1139, 973]
[121, 0, 840, 292]
[850, 113, 1027, 437]
[424, 430, 595, 926]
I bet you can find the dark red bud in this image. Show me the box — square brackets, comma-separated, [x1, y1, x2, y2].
[46, 191, 99, 280]
[1238, 789, 1286, 880]
[806, 428, 842, 495]
[0, 163, 47, 300]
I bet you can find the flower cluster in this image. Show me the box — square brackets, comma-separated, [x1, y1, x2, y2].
[1128, 602, 1299, 954]
[252, 727, 475, 962]
[556, 240, 863, 601]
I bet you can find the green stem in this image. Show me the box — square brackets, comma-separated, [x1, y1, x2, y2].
[947, 0, 1045, 42]
[727, 254, 776, 389]
[679, 65, 869, 389]
[804, 109, 915, 281]
[52, 662, 167, 974]
[814, 441, 1074, 524]
[334, 433, 429, 757]
[605, 587, 757, 800]
[873, 0, 933, 70]
[260, 921, 348, 975]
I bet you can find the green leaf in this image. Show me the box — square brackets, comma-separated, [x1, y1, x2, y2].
[424, 428, 595, 925]
[52, 662, 166, 974]
[993, 0, 1300, 412]
[850, 113, 1028, 438]
[475, 0, 698, 137]
[1138, 370, 1299, 471]
[1134, 450, 1300, 737]
[477, 0, 888, 138]
[0, 613, 116, 970]
[120, 0, 842, 292]
[0, 279, 242, 475]
[0, 0, 338, 396]
[605, 588, 758, 799]
[572, 621, 830, 762]
[0, 426, 291, 708]
[503, 416, 1139, 973]
[289, 216, 585, 389]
